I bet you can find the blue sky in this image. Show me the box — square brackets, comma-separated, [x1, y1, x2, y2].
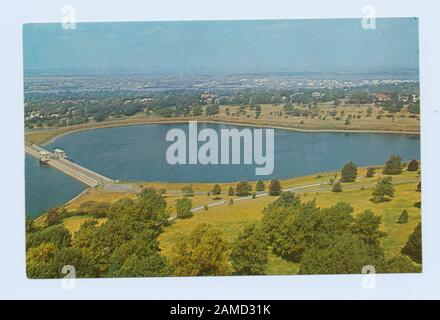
[23, 18, 419, 74]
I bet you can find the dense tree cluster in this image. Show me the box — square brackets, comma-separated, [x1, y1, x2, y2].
[26, 157, 421, 278]
[260, 192, 419, 274]
[26, 188, 171, 279]
[25, 81, 420, 129]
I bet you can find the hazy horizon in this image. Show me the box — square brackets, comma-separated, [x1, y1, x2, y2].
[23, 18, 419, 76]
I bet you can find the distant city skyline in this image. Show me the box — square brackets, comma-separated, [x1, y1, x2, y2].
[23, 18, 419, 75]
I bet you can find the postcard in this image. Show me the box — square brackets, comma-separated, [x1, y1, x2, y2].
[24, 18, 421, 278]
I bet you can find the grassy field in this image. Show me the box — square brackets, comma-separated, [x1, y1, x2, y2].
[25, 103, 419, 145]
[53, 166, 420, 274]
[157, 169, 421, 274]
[62, 215, 107, 234]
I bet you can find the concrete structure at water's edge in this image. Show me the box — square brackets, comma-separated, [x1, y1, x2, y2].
[53, 148, 67, 159]
[25, 144, 113, 187]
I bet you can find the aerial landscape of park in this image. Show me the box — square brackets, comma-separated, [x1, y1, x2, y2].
[24, 18, 422, 278]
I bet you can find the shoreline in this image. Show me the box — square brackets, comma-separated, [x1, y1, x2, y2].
[25, 116, 420, 146]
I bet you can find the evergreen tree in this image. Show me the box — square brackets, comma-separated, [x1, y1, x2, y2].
[383, 155, 403, 175]
[255, 180, 265, 192]
[371, 176, 395, 203]
[407, 159, 419, 172]
[396, 210, 409, 224]
[235, 181, 252, 196]
[401, 222, 422, 264]
[268, 179, 282, 196]
[340, 161, 358, 182]
[211, 184, 222, 199]
[352, 209, 386, 259]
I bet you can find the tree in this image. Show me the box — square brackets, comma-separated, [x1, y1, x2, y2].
[416, 182, 421, 192]
[27, 187, 174, 279]
[365, 167, 376, 178]
[401, 222, 422, 264]
[228, 186, 235, 196]
[299, 233, 378, 275]
[407, 159, 419, 172]
[352, 209, 386, 259]
[340, 161, 357, 182]
[26, 243, 99, 279]
[26, 215, 37, 234]
[175, 197, 193, 219]
[230, 223, 268, 275]
[211, 184, 222, 199]
[255, 180, 265, 192]
[26, 224, 72, 250]
[107, 234, 169, 277]
[45, 207, 63, 226]
[26, 243, 59, 279]
[383, 255, 420, 273]
[383, 155, 403, 175]
[371, 176, 395, 203]
[235, 181, 252, 196]
[332, 181, 342, 192]
[170, 224, 231, 276]
[268, 179, 282, 196]
[52, 246, 99, 278]
[397, 210, 409, 224]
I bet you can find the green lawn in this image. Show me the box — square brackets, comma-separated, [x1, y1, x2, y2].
[158, 170, 421, 274]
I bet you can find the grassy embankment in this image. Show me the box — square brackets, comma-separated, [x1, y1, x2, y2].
[25, 103, 419, 145]
[56, 167, 420, 275]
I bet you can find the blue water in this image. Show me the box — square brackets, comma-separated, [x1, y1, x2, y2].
[26, 123, 420, 217]
[25, 154, 87, 218]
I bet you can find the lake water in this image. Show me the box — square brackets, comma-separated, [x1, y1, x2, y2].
[25, 123, 420, 217]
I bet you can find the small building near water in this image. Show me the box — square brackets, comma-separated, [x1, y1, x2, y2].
[53, 148, 67, 159]
[38, 150, 51, 163]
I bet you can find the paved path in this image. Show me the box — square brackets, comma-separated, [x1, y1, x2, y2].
[169, 176, 419, 221]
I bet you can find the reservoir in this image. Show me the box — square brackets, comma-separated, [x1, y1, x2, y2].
[25, 123, 420, 217]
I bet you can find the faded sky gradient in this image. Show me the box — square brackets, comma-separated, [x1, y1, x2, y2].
[23, 18, 419, 74]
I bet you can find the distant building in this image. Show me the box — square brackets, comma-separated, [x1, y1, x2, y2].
[53, 148, 67, 159]
[312, 92, 321, 99]
[375, 93, 391, 102]
[201, 93, 219, 103]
